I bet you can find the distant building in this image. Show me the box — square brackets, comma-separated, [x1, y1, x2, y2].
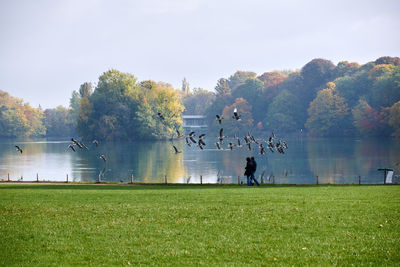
[182, 115, 207, 132]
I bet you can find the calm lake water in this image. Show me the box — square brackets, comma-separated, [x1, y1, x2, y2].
[0, 136, 399, 184]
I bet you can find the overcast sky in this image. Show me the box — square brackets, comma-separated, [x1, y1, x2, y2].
[0, 0, 399, 108]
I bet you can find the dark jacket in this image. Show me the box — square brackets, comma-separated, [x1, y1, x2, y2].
[244, 160, 254, 176]
[252, 159, 257, 173]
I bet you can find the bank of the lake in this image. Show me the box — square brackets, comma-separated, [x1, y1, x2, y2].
[0, 184, 399, 266]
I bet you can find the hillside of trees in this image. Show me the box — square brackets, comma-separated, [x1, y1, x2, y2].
[200, 56, 400, 137]
[1, 57, 399, 139]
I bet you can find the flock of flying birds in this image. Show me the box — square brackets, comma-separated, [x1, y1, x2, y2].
[14, 138, 106, 163]
[13, 107, 287, 171]
[67, 138, 106, 162]
[171, 107, 288, 155]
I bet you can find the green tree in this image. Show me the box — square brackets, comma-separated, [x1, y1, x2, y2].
[183, 88, 216, 115]
[231, 77, 264, 123]
[69, 90, 80, 123]
[214, 78, 231, 96]
[44, 106, 75, 137]
[227, 71, 256, 90]
[75, 69, 184, 141]
[305, 82, 351, 136]
[264, 90, 303, 133]
[367, 65, 400, 108]
[182, 78, 190, 94]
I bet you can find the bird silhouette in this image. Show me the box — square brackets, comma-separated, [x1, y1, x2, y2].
[188, 131, 197, 143]
[92, 140, 99, 147]
[247, 142, 252, 151]
[216, 114, 224, 124]
[232, 108, 241, 121]
[215, 142, 222, 150]
[185, 137, 192, 147]
[100, 155, 107, 162]
[68, 144, 76, 152]
[237, 138, 242, 148]
[176, 130, 184, 138]
[172, 145, 182, 154]
[219, 128, 226, 143]
[259, 143, 266, 155]
[71, 138, 83, 149]
[198, 134, 206, 146]
[157, 112, 165, 120]
[228, 142, 234, 150]
[80, 141, 89, 150]
[15, 145, 23, 154]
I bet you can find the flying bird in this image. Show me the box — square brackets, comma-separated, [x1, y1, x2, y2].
[71, 138, 83, 149]
[247, 142, 252, 151]
[80, 141, 89, 150]
[216, 115, 224, 124]
[157, 112, 165, 120]
[176, 130, 184, 138]
[93, 140, 99, 147]
[259, 143, 266, 155]
[100, 155, 107, 162]
[198, 134, 206, 146]
[15, 145, 23, 154]
[219, 128, 226, 143]
[215, 142, 222, 150]
[68, 144, 76, 152]
[232, 108, 241, 121]
[228, 142, 234, 150]
[172, 145, 182, 154]
[188, 131, 197, 143]
[185, 137, 192, 147]
[237, 138, 242, 148]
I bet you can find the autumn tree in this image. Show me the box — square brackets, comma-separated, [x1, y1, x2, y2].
[352, 99, 390, 136]
[0, 90, 45, 137]
[389, 101, 400, 137]
[305, 82, 351, 136]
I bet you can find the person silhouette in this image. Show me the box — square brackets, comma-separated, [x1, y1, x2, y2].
[250, 157, 260, 186]
[244, 157, 253, 186]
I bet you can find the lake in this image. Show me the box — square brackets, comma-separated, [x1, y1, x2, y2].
[0, 136, 399, 184]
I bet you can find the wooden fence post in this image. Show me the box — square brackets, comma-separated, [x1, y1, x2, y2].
[98, 173, 101, 183]
[131, 174, 134, 184]
[358, 176, 361, 185]
[200, 175, 202, 185]
[8, 173, 10, 182]
[316, 176, 319, 185]
[36, 173, 39, 182]
[66, 174, 69, 183]
[237, 176, 240, 185]
[165, 175, 167, 184]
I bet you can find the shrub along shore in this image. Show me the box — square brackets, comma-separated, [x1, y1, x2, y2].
[0, 184, 399, 266]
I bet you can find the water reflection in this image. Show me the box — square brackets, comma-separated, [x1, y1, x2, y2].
[0, 137, 399, 184]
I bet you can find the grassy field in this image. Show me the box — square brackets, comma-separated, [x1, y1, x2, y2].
[0, 184, 399, 266]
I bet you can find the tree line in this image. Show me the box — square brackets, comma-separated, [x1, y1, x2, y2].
[0, 57, 399, 139]
[200, 56, 400, 137]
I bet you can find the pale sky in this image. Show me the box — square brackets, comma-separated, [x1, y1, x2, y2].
[0, 0, 399, 108]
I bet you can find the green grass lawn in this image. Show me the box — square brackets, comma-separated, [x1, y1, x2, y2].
[0, 184, 399, 266]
